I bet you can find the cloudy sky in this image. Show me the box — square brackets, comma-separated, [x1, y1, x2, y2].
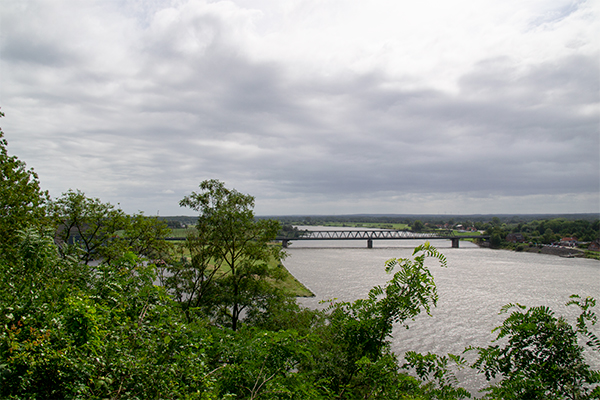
[1, 0, 598, 216]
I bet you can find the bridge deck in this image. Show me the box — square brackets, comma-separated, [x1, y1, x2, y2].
[276, 230, 485, 241]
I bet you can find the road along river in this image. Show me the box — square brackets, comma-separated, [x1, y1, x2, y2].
[282, 229, 600, 394]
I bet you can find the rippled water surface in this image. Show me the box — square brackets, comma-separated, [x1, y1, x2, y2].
[282, 235, 600, 394]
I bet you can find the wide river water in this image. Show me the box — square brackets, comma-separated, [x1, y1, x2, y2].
[282, 227, 600, 395]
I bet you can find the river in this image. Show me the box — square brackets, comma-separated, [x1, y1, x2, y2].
[282, 227, 600, 395]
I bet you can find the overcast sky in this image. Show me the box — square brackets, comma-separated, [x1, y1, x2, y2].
[1, 0, 598, 216]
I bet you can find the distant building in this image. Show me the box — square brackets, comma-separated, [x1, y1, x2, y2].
[560, 237, 578, 247]
[506, 233, 524, 243]
[589, 239, 600, 251]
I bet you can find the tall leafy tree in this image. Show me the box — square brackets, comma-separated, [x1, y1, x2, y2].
[50, 190, 172, 265]
[0, 110, 49, 261]
[179, 179, 283, 330]
[50, 189, 129, 264]
[412, 220, 425, 232]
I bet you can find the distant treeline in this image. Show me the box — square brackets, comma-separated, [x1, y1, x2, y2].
[484, 217, 600, 248]
[162, 214, 600, 242]
[256, 213, 599, 225]
[164, 214, 598, 225]
[157, 215, 197, 228]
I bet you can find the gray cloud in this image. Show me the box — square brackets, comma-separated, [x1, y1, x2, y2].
[1, 0, 597, 215]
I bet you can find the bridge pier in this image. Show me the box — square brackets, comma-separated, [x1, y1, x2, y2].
[282, 239, 288, 248]
[451, 238, 460, 248]
[367, 238, 373, 248]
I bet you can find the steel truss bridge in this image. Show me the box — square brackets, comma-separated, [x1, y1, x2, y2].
[276, 230, 489, 248]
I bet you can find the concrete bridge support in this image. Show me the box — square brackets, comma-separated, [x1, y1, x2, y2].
[282, 239, 288, 248]
[367, 238, 373, 248]
[451, 238, 460, 248]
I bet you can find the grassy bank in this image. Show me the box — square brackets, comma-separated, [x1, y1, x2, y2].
[171, 241, 314, 297]
[273, 257, 314, 297]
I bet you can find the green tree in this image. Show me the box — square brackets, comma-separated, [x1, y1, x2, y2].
[179, 179, 284, 331]
[543, 228, 557, 244]
[470, 299, 600, 399]
[123, 212, 173, 261]
[50, 190, 172, 265]
[0, 110, 49, 262]
[210, 327, 317, 399]
[50, 189, 129, 264]
[412, 220, 425, 232]
[485, 226, 506, 248]
[404, 352, 471, 399]
[0, 229, 216, 399]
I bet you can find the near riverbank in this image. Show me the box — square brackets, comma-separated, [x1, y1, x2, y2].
[277, 261, 315, 297]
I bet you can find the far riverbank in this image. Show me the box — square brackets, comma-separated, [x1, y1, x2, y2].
[479, 241, 599, 259]
[525, 245, 584, 257]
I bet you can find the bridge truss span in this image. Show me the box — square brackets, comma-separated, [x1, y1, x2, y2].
[276, 229, 488, 249]
[295, 230, 441, 240]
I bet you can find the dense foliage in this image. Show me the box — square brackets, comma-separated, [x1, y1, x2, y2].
[470, 299, 600, 399]
[1, 116, 599, 398]
[0, 110, 49, 262]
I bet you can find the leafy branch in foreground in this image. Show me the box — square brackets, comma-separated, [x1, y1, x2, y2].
[567, 295, 600, 352]
[403, 352, 471, 399]
[307, 242, 467, 398]
[469, 298, 600, 399]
